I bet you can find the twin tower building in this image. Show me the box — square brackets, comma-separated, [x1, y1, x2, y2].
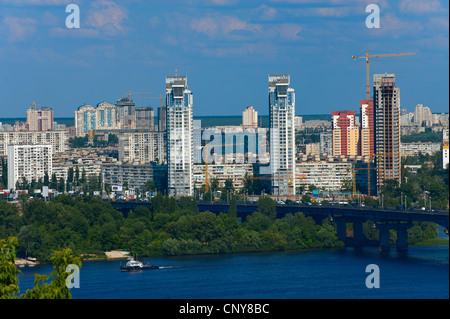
[165, 74, 296, 197]
[166, 73, 400, 197]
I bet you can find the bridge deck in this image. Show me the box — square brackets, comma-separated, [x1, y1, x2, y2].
[108, 200, 449, 229]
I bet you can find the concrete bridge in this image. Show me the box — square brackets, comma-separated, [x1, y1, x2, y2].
[108, 200, 449, 253]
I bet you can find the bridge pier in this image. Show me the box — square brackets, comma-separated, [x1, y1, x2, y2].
[378, 224, 391, 253]
[396, 223, 412, 252]
[336, 220, 347, 243]
[377, 222, 413, 253]
[353, 219, 364, 247]
[333, 217, 368, 248]
[311, 215, 324, 226]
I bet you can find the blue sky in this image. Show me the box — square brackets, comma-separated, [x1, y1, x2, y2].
[0, 0, 448, 118]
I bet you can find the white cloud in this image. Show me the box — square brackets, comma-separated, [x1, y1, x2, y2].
[272, 23, 303, 40]
[190, 14, 262, 38]
[0, 0, 71, 5]
[426, 16, 449, 31]
[250, 5, 278, 21]
[1, 16, 37, 42]
[85, 0, 128, 35]
[48, 0, 128, 38]
[380, 13, 424, 35]
[399, 0, 446, 14]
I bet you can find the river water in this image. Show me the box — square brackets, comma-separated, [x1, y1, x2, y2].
[17, 241, 448, 300]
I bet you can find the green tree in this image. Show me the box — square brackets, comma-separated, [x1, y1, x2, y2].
[341, 179, 353, 192]
[21, 248, 82, 299]
[43, 171, 49, 186]
[74, 167, 80, 187]
[50, 173, 58, 190]
[210, 178, 219, 193]
[301, 194, 311, 204]
[0, 157, 7, 189]
[17, 225, 42, 258]
[257, 196, 277, 219]
[1, 237, 81, 299]
[0, 237, 21, 299]
[228, 196, 237, 218]
[203, 191, 214, 201]
[143, 180, 156, 193]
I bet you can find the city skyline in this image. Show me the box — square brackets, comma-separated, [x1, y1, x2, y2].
[0, 0, 448, 118]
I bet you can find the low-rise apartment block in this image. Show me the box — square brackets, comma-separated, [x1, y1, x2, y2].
[0, 131, 69, 156]
[400, 142, 441, 157]
[193, 163, 253, 192]
[295, 160, 353, 192]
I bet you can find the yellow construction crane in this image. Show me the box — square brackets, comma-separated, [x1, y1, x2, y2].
[352, 50, 415, 101]
[88, 130, 96, 138]
[124, 91, 151, 99]
[140, 95, 164, 107]
[30, 101, 40, 107]
[249, 172, 306, 200]
[352, 162, 378, 197]
[201, 142, 244, 193]
[370, 152, 402, 192]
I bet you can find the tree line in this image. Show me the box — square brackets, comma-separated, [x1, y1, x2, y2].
[0, 194, 346, 262]
[0, 193, 440, 264]
[377, 152, 449, 209]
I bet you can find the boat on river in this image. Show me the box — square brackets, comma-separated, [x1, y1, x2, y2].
[120, 256, 159, 272]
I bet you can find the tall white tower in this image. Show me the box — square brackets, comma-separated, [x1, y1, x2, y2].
[269, 74, 296, 197]
[166, 75, 194, 197]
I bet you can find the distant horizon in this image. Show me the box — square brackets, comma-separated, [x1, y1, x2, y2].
[0, 114, 333, 121]
[1, 111, 448, 122]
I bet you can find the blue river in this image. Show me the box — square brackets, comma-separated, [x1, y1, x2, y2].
[17, 232, 448, 299]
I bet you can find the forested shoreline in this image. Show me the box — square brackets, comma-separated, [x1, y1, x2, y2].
[0, 194, 441, 263]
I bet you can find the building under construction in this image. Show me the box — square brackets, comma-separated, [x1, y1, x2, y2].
[373, 73, 401, 188]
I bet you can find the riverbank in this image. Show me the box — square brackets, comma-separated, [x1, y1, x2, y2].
[15, 258, 38, 267]
[413, 238, 449, 246]
[105, 250, 130, 259]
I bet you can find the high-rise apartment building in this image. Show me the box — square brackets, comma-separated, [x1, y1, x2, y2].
[320, 132, 333, 156]
[158, 105, 166, 132]
[27, 104, 53, 131]
[373, 73, 401, 186]
[359, 100, 374, 157]
[95, 102, 117, 131]
[75, 103, 95, 136]
[442, 129, 449, 169]
[331, 111, 359, 157]
[166, 75, 194, 197]
[135, 107, 154, 130]
[269, 74, 296, 196]
[119, 131, 166, 164]
[242, 106, 258, 129]
[7, 144, 52, 190]
[194, 124, 269, 165]
[413, 104, 432, 127]
[116, 97, 136, 130]
[0, 131, 68, 156]
[74, 102, 117, 137]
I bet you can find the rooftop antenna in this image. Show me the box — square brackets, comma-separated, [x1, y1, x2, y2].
[175, 66, 178, 76]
